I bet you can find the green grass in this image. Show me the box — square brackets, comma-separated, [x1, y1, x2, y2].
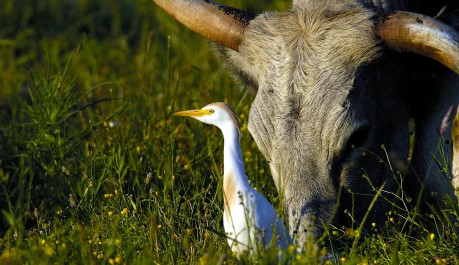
[0, 0, 458, 264]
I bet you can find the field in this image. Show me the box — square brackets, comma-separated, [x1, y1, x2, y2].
[0, 0, 458, 264]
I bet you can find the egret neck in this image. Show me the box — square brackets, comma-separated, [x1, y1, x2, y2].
[220, 120, 249, 209]
[221, 121, 246, 180]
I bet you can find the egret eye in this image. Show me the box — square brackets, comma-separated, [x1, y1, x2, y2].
[209, 109, 215, 114]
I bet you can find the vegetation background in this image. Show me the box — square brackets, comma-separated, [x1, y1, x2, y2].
[0, 0, 457, 264]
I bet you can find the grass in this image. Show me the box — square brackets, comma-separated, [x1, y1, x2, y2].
[0, 0, 458, 264]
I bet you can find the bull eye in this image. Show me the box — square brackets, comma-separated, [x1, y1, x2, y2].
[331, 123, 370, 184]
[347, 124, 370, 151]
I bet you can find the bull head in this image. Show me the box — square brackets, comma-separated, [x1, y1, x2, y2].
[154, 0, 459, 245]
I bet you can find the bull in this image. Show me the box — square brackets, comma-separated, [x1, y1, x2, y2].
[152, 0, 459, 246]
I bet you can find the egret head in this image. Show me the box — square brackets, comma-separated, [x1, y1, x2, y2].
[173, 102, 240, 133]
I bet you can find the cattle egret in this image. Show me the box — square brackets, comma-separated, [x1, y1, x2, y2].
[173, 102, 290, 257]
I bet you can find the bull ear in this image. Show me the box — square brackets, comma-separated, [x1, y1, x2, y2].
[152, 0, 255, 51]
[376, 11, 459, 75]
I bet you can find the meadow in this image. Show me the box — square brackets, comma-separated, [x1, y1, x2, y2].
[0, 0, 458, 264]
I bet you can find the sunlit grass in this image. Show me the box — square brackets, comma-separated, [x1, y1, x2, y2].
[0, 0, 458, 264]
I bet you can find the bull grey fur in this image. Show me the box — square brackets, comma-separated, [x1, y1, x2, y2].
[215, 0, 459, 245]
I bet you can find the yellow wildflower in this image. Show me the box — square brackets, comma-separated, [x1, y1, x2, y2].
[42, 246, 54, 256]
[135, 146, 142, 153]
[436, 258, 447, 265]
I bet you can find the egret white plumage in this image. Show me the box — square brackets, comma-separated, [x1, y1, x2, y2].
[173, 102, 290, 257]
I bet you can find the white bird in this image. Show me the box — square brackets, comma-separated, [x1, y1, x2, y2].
[173, 102, 290, 257]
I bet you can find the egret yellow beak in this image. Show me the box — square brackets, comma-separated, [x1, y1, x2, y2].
[172, 109, 212, 117]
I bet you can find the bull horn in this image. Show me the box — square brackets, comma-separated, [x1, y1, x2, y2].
[376, 11, 459, 75]
[152, 0, 255, 51]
